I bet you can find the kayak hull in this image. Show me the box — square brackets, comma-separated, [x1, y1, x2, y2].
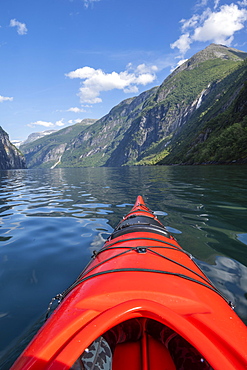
[11, 196, 247, 370]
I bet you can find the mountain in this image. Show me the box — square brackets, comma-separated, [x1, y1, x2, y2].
[105, 43, 247, 166]
[22, 130, 56, 145]
[20, 119, 97, 168]
[0, 127, 26, 169]
[159, 57, 247, 165]
[21, 44, 247, 168]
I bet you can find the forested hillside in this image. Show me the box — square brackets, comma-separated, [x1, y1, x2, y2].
[20, 44, 247, 168]
[20, 119, 97, 168]
[159, 58, 247, 165]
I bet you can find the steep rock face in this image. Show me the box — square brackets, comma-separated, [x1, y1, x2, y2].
[20, 119, 97, 168]
[22, 130, 56, 145]
[0, 127, 26, 170]
[106, 45, 245, 166]
[61, 88, 158, 167]
[21, 44, 247, 168]
[159, 57, 247, 165]
[75, 44, 247, 167]
[23, 142, 67, 168]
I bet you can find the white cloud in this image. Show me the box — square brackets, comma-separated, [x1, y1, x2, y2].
[66, 64, 157, 104]
[135, 63, 158, 73]
[214, 0, 220, 9]
[78, 86, 102, 104]
[123, 85, 139, 94]
[68, 119, 83, 124]
[28, 121, 54, 128]
[83, 0, 101, 8]
[171, 33, 192, 55]
[177, 59, 188, 66]
[28, 119, 66, 128]
[55, 119, 65, 127]
[170, 59, 188, 73]
[238, 0, 247, 6]
[171, 3, 247, 56]
[195, 0, 220, 10]
[196, 0, 208, 7]
[135, 73, 157, 85]
[67, 107, 85, 113]
[66, 66, 95, 79]
[10, 19, 27, 35]
[0, 95, 13, 102]
[181, 15, 200, 32]
[193, 4, 247, 44]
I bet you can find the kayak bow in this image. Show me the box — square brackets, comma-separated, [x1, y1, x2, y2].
[12, 195, 247, 370]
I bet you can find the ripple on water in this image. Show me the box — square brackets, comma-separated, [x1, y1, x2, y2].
[0, 165, 246, 365]
[237, 233, 247, 246]
[197, 256, 247, 323]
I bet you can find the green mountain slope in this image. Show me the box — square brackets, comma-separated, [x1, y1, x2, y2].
[159, 58, 247, 165]
[61, 88, 158, 167]
[21, 44, 247, 168]
[105, 45, 247, 166]
[20, 119, 97, 168]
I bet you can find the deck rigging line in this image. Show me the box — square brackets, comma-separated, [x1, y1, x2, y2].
[45, 227, 234, 319]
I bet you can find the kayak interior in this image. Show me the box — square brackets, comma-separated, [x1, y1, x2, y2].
[71, 317, 211, 370]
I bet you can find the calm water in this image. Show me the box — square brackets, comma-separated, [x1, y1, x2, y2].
[0, 166, 247, 367]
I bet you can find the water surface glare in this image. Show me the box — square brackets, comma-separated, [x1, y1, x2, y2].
[0, 166, 246, 366]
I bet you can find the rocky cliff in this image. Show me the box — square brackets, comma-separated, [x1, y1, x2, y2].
[22, 130, 56, 145]
[20, 119, 97, 168]
[105, 44, 247, 166]
[0, 127, 26, 170]
[159, 57, 247, 165]
[20, 44, 247, 168]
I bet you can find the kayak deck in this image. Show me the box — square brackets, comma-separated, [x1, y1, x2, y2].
[11, 196, 247, 370]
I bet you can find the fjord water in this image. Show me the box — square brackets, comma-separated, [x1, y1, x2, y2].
[0, 165, 247, 365]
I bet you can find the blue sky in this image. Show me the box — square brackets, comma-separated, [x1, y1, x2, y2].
[1, 0, 247, 142]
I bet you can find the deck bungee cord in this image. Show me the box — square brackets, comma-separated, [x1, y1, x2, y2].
[46, 200, 236, 319]
[12, 196, 247, 370]
[46, 238, 234, 320]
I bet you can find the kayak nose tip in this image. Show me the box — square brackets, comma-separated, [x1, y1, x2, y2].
[134, 195, 145, 207]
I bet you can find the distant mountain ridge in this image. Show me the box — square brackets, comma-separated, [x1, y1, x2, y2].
[22, 130, 57, 145]
[20, 44, 247, 168]
[20, 119, 97, 168]
[0, 127, 26, 169]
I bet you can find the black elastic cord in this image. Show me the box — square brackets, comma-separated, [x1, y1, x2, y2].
[48, 234, 231, 315]
[105, 236, 180, 250]
[62, 243, 182, 296]
[63, 242, 205, 299]
[146, 248, 213, 288]
[93, 244, 182, 257]
[61, 245, 225, 303]
[90, 245, 207, 286]
[78, 248, 135, 281]
[60, 268, 227, 302]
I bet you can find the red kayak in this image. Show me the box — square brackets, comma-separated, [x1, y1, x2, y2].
[12, 196, 247, 369]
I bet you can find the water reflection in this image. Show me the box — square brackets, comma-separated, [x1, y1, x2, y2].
[237, 233, 247, 246]
[0, 165, 247, 366]
[198, 256, 247, 320]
